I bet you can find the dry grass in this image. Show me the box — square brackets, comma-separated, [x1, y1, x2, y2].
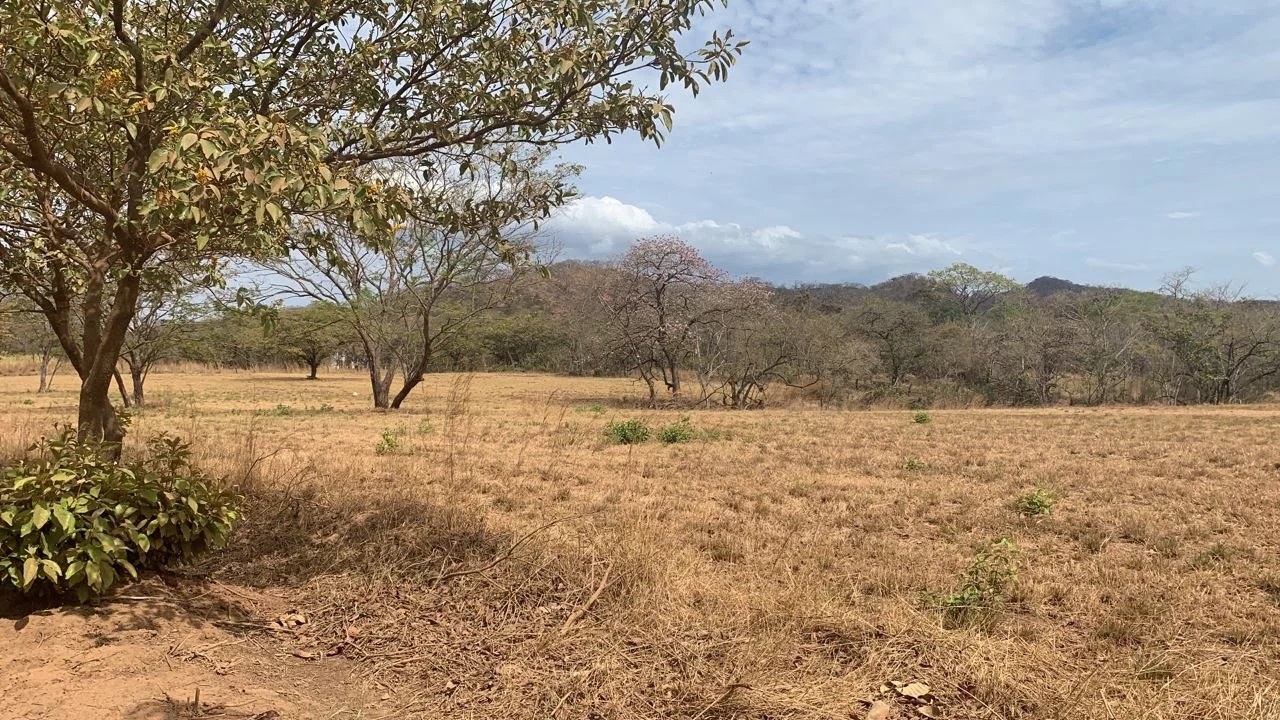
[2, 369, 1279, 719]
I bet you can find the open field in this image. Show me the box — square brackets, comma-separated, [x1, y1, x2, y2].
[2, 370, 1279, 719]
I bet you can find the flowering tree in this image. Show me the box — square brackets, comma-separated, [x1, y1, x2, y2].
[599, 236, 738, 405]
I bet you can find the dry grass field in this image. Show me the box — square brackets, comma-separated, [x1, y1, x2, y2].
[2, 369, 1279, 719]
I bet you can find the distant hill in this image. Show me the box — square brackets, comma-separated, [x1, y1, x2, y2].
[1025, 276, 1097, 297]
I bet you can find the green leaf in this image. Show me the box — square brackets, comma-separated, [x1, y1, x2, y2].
[39, 559, 61, 581]
[85, 560, 102, 591]
[53, 505, 76, 532]
[21, 557, 37, 590]
[264, 202, 282, 223]
[147, 148, 168, 173]
[180, 133, 199, 151]
[30, 504, 51, 530]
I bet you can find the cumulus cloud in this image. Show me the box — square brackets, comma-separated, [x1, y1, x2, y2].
[544, 196, 969, 283]
[1253, 251, 1276, 267]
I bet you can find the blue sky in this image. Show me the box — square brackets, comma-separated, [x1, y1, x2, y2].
[545, 0, 1280, 295]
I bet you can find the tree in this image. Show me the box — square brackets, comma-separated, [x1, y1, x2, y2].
[119, 288, 201, 407]
[849, 296, 935, 385]
[1148, 271, 1280, 404]
[270, 153, 570, 407]
[275, 303, 347, 380]
[0, 1, 746, 449]
[1061, 290, 1147, 404]
[927, 263, 1021, 319]
[0, 296, 65, 392]
[598, 236, 741, 405]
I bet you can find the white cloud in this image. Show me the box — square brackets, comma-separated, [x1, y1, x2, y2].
[545, 196, 972, 282]
[1253, 251, 1276, 267]
[1086, 257, 1150, 272]
[560, 1, 1280, 292]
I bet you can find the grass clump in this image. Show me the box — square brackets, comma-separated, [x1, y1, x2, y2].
[904, 457, 926, 471]
[604, 418, 651, 445]
[0, 430, 239, 602]
[912, 411, 931, 424]
[658, 416, 697, 444]
[1014, 487, 1055, 517]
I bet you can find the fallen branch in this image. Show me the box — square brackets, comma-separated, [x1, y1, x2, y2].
[559, 562, 615, 634]
[429, 514, 588, 587]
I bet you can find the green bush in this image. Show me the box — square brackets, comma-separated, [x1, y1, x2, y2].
[932, 538, 1021, 620]
[374, 427, 401, 455]
[912, 411, 931, 424]
[604, 418, 651, 445]
[0, 431, 240, 602]
[1015, 487, 1055, 517]
[658, 416, 697, 444]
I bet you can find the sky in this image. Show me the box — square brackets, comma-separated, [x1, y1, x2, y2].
[543, 0, 1280, 295]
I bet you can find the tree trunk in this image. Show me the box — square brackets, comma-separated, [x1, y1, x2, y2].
[113, 368, 132, 408]
[307, 357, 320, 380]
[37, 350, 51, 393]
[390, 343, 433, 409]
[130, 366, 145, 408]
[74, 272, 143, 456]
[78, 379, 123, 453]
[390, 372, 423, 409]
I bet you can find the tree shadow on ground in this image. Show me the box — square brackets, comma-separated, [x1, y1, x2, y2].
[2, 575, 264, 635]
[202, 481, 508, 590]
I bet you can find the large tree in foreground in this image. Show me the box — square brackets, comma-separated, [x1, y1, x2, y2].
[0, 1, 746, 449]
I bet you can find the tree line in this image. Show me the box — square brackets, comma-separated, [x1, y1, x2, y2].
[6, 237, 1277, 410]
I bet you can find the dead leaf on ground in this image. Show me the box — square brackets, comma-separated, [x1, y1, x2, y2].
[898, 682, 931, 699]
[867, 699, 893, 720]
[916, 704, 940, 718]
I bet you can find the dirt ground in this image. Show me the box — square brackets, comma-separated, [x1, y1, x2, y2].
[0, 578, 386, 720]
[2, 370, 1279, 719]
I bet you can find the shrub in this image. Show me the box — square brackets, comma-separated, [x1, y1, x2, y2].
[658, 416, 697, 444]
[1015, 487, 1055, 517]
[604, 418, 651, 445]
[270, 404, 295, 416]
[0, 431, 240, 602]
[912, 411, 931, 424]
[374, 427, 401, 455]
[932, 538, 1021, 620]
[417, 419, 435, 435]
[904, 457, 925, 471]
